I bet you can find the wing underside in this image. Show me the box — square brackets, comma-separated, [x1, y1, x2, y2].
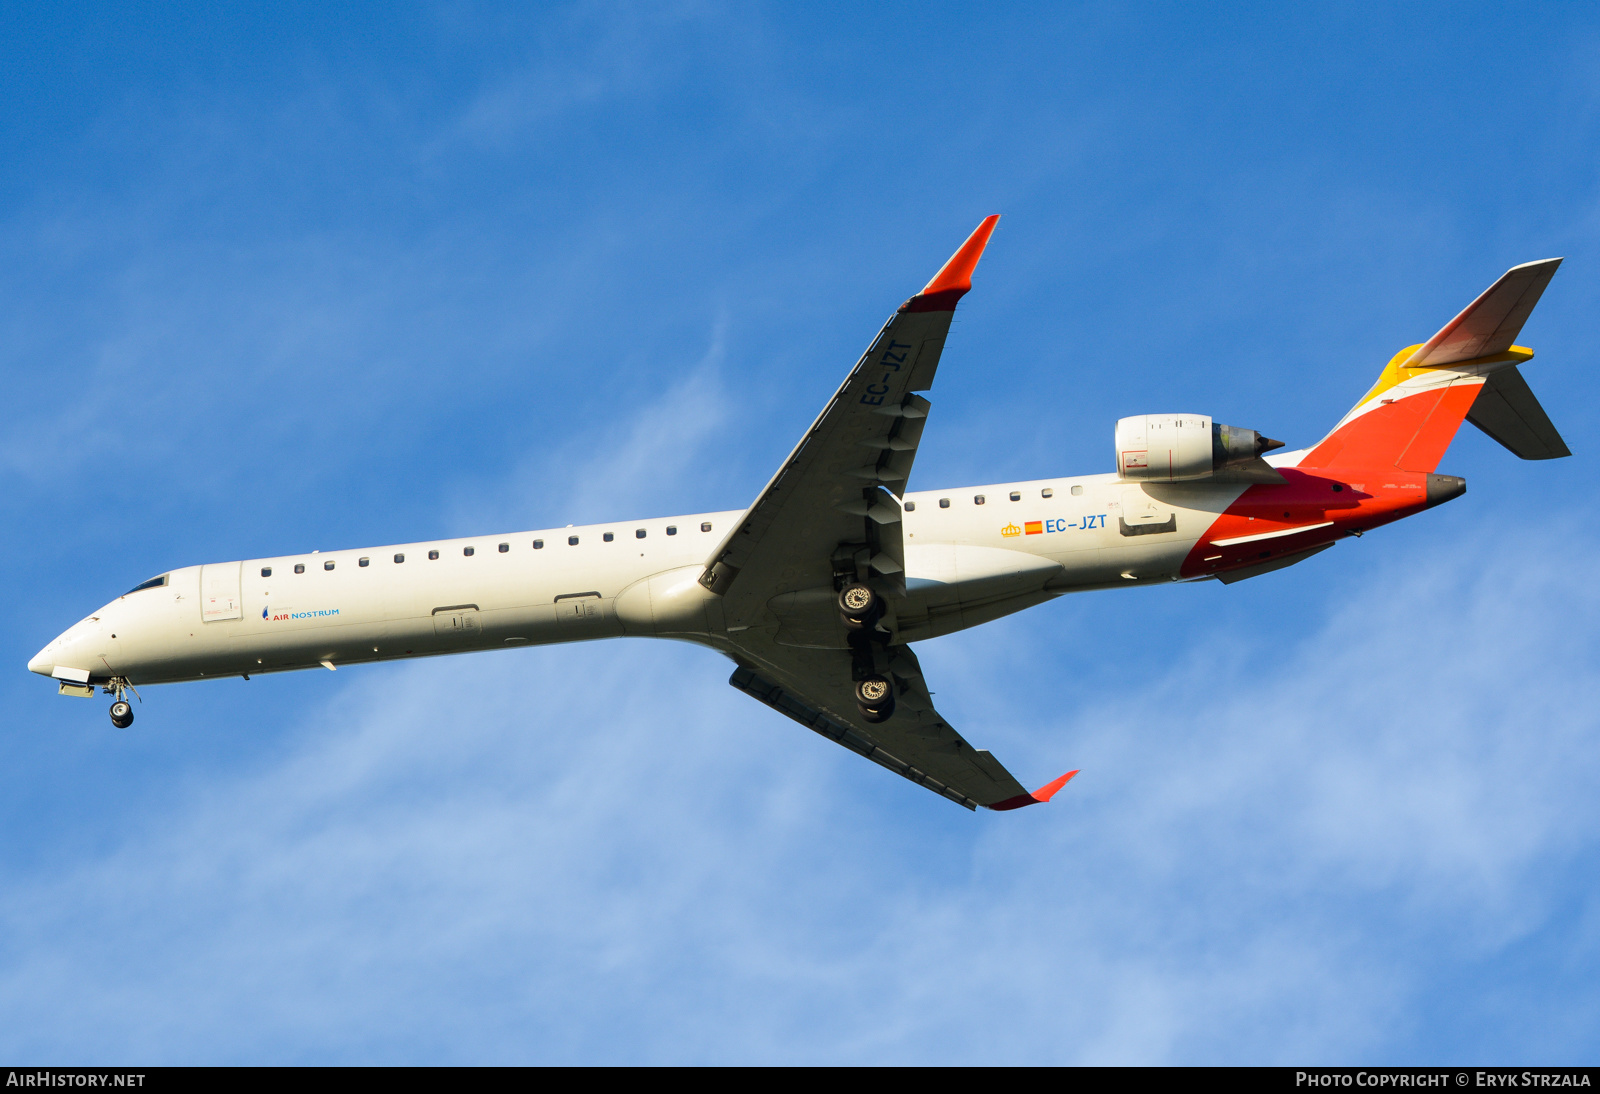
[708, 216, 1073, 811]
[727, 641, 1060, 811]
[699, 216, 1001, 630]
[704, 217, 1075, 806]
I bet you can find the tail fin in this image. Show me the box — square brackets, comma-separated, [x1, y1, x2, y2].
[1300, 259, 1567, 472]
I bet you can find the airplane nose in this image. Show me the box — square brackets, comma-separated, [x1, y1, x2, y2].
[31, 613, 111, 682]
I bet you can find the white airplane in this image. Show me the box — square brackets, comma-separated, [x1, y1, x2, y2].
[29, 217, 1569, 811]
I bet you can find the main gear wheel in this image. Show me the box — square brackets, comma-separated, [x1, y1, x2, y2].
[854, 673, 895, 723]
[838, 583, 882, 630]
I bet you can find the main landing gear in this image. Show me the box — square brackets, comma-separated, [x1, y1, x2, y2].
[104, 678, 138, 728]
[837, 583, 881, 631]
[838, 582, 896, 723]
[854, 674, 894, 723]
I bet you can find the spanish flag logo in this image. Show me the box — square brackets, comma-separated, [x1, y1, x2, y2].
[1001, 523, 1022, 537]
[1025, 521, 1043, 535]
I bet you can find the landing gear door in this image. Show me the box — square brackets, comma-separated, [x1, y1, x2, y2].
[200, 562, 243, 622]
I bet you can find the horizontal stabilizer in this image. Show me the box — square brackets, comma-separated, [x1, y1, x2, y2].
[1404, 258, 1562, 368]
[1466, 365, 1571, 460]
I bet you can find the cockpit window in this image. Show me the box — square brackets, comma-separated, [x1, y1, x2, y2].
[125, 574, 169, 595]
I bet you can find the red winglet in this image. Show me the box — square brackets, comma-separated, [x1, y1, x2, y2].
[987, 769, 1079, 812]
[899, 214, 1000, 313]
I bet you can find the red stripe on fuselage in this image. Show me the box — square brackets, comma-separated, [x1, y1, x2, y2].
[1179, 468, 1431, 579]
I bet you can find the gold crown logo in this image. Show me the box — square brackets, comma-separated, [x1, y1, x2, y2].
[1001, 523, 1022, 537]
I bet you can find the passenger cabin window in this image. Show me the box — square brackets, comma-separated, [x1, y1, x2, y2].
[939, 498, 950, 508]
[666, 526, 677, 536]
[125, 574, 170, 595]
[904, 501, 916, 512]
[1009, 491, 1021, 502]
[635, 529, 646, 539]
[294, 564, 305, 574]
[533, 540, 544, 549]
[358, 558, 369, 567]
[1071, 485, 1083, 496]
[324, 560, 335, 571]
[394, 554, 405, 563]
[1042, 488, 1054, 498]
[260, 567, 272, 578]
[974, 495, 986, 505]
[603, 532, 614, 542]
[568, 536, 579, 546]
[428, 550, 439, 560]
[463, 546, 475, 557]
[498, 543, 509, 553]
[701, 522, 712, 532]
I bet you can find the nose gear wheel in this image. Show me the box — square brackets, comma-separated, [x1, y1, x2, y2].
[102, 677, 140, 728]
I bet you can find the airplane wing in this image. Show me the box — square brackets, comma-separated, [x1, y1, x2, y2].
[727, 639, 1075, 811]
[700, 215, 1000, 629]
[707, 216, 1073, 810]
[1403, 258, 1563, 368]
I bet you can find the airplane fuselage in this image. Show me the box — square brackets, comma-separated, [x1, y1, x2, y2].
[29, 459, 1450, 690]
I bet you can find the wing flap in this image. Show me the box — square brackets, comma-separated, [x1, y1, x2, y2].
[1466, 364, 1571, 460]
[1404, 258, 1562, 368]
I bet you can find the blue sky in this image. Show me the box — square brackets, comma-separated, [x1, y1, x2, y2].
[1, 2, 1597, 1064]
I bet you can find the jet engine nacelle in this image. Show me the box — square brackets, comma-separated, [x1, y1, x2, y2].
[1115, 414, 1283, 481]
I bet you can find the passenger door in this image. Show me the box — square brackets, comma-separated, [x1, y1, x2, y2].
[200, 562, 243, 622]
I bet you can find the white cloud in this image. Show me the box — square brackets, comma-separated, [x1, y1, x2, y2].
[445, 311, 732, 533]
[439, 4, 721, 154]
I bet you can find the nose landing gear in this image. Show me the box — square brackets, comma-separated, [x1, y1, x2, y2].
[103, 677, 139, 728]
